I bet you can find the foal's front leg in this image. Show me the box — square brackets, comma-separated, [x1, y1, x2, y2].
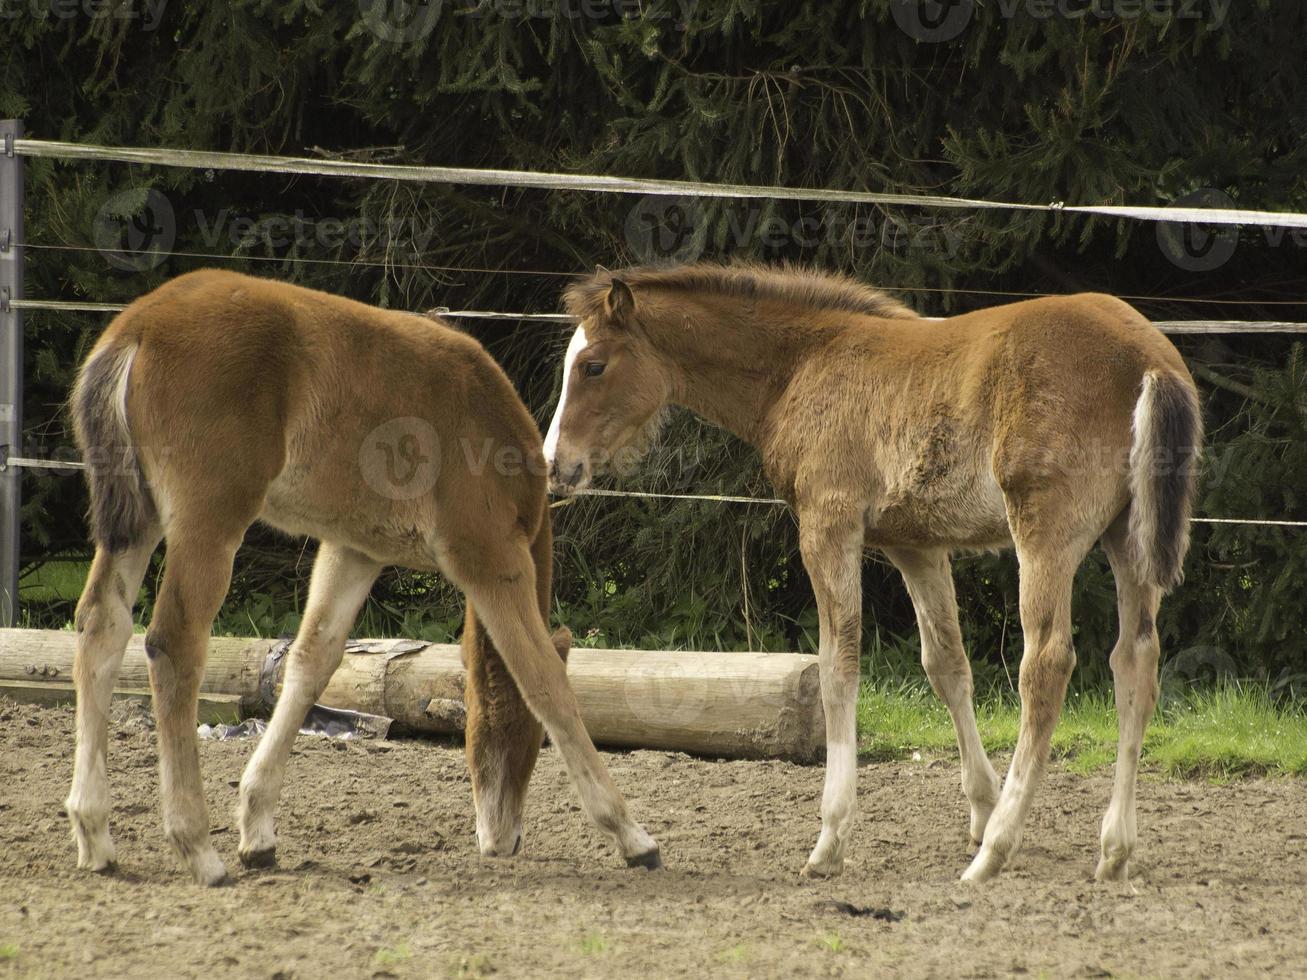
[798, 510, 865, 878]
[238, 543, 380, 868]
[884, 546, 999, 844]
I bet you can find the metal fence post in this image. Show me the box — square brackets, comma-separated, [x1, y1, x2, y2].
[1, 120, 24, 626]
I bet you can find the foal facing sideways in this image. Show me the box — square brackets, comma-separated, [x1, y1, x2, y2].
[545, 262, 1201, 883]
[66, 270, 659, 885]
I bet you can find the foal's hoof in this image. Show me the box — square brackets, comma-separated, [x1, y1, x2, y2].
[89, 860, 119, 877]
[960, 849, 1003, 884]
[239, 847, 277, 870]
[194, 867, 232, 888]
[1094, 856, 1129, 882]
[801, 856, 844, 879]
[626, 848, 663, 871]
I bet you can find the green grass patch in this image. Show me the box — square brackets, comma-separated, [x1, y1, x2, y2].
[18, 560, 90, 603]
[814, 932, 846, 953]
[716, 944, 749, 964]
[578, 933, 609, 956]
[858, 679, 1307, 778]
[374, 943, 411, 968]
[0, 943, 17, 960]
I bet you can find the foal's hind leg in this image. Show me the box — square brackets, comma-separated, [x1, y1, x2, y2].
[884, 546, 999, 845]
[66, 536, 160, 872]
[238, 543, 380, 868]
[447, 535, 659, 867]
[143, 527, 245, 886]
[1096, 516, 1162, 882]
[963, 526, 1095, 883]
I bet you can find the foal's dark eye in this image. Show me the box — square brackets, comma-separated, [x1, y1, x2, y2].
[582, 361, 606, 378]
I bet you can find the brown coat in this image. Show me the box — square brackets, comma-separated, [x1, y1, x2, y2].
[65, 270, 658, 886]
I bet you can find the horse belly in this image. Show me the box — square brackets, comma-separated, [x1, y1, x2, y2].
[867, 466, 1011, 551]
[260, 464, 440, 570]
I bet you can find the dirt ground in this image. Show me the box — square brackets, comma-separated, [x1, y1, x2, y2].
[2, 697, 1305, 979]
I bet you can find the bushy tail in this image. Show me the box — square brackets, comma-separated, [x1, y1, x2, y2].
[71, 341, 157, 552]
[1127, 370, 1203, 591]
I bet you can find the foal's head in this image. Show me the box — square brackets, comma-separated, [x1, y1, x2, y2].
[544, 276, 669, 494]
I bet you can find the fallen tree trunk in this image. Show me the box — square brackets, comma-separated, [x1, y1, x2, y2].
[0, 629, 825, 761]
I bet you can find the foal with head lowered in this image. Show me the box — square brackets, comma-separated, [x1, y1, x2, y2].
[546, 263, 1200, 883]
[67, 269, 659, 885]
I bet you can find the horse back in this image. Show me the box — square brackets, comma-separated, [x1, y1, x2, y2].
[102, 270, 546, 565]
[770, 293, 1191, 550]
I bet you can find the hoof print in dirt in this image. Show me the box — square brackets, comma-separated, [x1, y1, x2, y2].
[816, 900, 904, 922]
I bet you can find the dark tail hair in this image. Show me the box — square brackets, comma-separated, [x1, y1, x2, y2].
[71, 342, 157, 552]
[1127, 370, 1203, 591]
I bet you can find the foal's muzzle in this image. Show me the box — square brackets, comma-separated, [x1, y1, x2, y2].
[548, 458, 587, 495]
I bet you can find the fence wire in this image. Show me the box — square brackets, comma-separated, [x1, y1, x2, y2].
[7, 135, 1305, 532]
[16, 137, 1307, 229]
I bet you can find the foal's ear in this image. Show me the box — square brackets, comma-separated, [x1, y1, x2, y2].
[604, 278, 636, 324]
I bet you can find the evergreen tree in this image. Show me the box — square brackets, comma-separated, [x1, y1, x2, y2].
[2, 0, 1303, 682]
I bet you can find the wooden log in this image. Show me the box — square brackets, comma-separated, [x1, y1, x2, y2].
[0, 678, 242, 724]
[0, 628, 825, 761]
[0, 628, 264, 700]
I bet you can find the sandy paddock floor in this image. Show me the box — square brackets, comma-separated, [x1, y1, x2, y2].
[2, 697, 1305, 978]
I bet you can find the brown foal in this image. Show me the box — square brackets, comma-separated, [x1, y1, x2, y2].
[67, 269, 659, 885]
[544, 262, 1201, 883]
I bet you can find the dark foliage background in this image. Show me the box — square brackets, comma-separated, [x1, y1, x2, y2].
[3, 0, 1304, 690]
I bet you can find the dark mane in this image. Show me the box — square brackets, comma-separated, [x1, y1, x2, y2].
[563, 262, 919, 321]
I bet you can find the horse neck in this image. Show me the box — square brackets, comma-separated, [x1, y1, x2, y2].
[642, 298, 815, 447]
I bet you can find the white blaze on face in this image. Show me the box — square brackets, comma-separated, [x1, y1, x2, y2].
[543, 324, 589, 466]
